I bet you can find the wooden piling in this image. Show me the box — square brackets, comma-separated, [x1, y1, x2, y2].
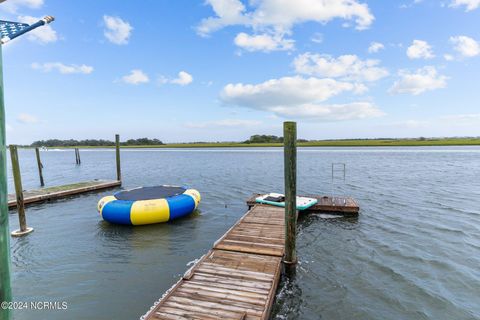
[75, 148, 81, 165]
[115, 134, 121, 182]
[283, 121, 297, 265]
[35, 147, 44, 187]
[9, 145, 33, 237]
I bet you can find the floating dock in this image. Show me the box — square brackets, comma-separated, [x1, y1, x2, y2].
[8, 179, 121, 209]
[142, 204, 285, 320]
[246, 194, 359, 215]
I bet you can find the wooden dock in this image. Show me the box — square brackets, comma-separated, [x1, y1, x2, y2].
[246, 194, 359, 215]
[142, 205, 285, 320]
[8, 179, 121, 209]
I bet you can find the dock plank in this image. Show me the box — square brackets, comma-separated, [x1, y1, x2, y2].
[8, 179, 121, 209]
[142, 205, 285, 320]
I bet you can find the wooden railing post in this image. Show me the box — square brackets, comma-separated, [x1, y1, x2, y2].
[9, 145, 33, 237]
[115, 134, 121, 183]
[35, 147, 44, 186]
[283, 121, 297, 265]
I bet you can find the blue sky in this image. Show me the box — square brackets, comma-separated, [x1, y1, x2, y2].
[1, 0, 480, 144]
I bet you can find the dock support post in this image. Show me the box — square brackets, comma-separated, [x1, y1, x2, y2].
[9, 146, 33, 237]
[35, 147, 44, 187]
[283, 121, 297, 265]
[0, 44, 12, 320]
[75, 148, 81, 165]
[115, 134, 121, 183]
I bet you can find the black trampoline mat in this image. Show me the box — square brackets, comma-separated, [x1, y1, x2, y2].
[115, 186, 186, 201]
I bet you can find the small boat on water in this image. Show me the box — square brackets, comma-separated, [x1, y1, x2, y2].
[98, 185, 201, 225]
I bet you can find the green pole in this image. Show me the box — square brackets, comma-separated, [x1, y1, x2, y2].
[115, 134, 121, 183]
[0, 44, 12, 320]
[283, 121, 297, 265]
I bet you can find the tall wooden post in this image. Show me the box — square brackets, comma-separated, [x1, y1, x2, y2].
[75, 148, 81, 165]
[283, 121, 297, 265]
[0, 44, 12, 320]
[115, 134, 121, 182]
[35, 147, 44, 187]
[9, 146, 33, 237]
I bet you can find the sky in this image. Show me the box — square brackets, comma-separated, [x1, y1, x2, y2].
[1, 0, 480, 144]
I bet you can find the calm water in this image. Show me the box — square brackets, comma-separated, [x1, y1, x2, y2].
[6, 147, 480, 320]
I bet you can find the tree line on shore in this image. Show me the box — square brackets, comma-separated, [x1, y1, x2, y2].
[26, 135, 479, 147]
[30, 138, 164, 147]
[29, 135, 299, 147]
[243, 135, 309, 143]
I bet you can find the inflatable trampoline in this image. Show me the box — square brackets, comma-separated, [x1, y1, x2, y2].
[97, 185, 201, 225]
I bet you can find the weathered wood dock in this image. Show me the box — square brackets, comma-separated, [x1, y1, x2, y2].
[246, 194, 359, 215]
[8, 179, 121, 209]
[142, 204, 285, 320]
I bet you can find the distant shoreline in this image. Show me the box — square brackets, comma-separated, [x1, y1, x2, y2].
[21, 138, 480, 148]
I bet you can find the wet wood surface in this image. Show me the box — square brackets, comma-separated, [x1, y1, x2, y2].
[8, 179, 121, 208]
[143, 205, 285, 320]
[246, 194, 359, 215]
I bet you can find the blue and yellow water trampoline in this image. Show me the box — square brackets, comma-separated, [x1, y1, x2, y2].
[97, 185, 200, 225]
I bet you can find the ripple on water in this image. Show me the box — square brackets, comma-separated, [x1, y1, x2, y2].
[7, 146, 480, 320]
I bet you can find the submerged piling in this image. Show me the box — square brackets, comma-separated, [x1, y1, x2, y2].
[35, 147, 44, 187]
[115, 134, 121, 182]
[283, 121, 297, 265]
[9, 145, 33, 237]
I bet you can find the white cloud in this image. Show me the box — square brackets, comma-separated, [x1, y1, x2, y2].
[268, 102, 384, 120]
[389, 66, 447, 95]
[220, 76, 382, 120]
[222, 76, 364, 107]
[171, 71, 193, 86]
[444, 54, 454, 61]
[234, 32, 294, 52]
[450, 0, 480, 11]
[293, 53, 389, 82]
[368, 42, 385, 53]
[199, 0, 374, 34]
[197, 0, 248, 35]
[185, 119, 262, 128]
[17, 113, 39, 124]
[159, 71, 194, 86]
[197, 0, 374, 52]
[311, 33, 323, 44]
[407, 40, 435, 59]
[31, 62, 94, 74]
[103, 15, 132, 45]
[450, 35, 480, 57]
[1, 0, 43, 13]
[439, 113, 480, 123]
[121, 69, 149, 85]
[17, 15, 57, 44]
